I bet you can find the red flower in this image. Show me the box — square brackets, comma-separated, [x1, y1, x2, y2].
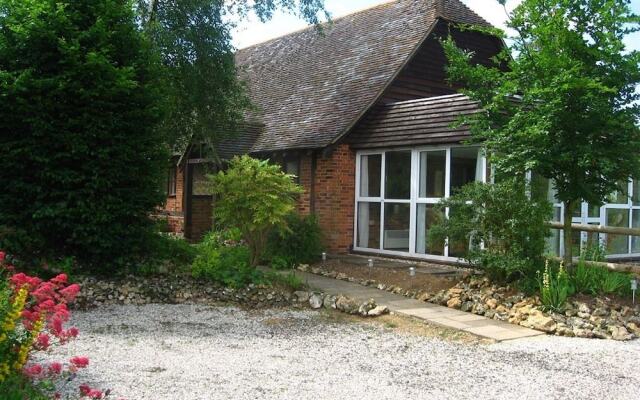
[24, 364, 43, 377]
[79, 384, 92, 395]
[88, 389, 104, 399]
[0, 251, 5, 262]
[68, 327, 80, 338]
[48, 362, 63, 375]
[70, 356, 89, 369]
[51, 273, 68, 286]
[60, 283, 80, 302]
[35, 333, 50, 350]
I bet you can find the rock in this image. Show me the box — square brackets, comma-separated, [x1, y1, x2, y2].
[485, 298, 498, 309]
[417, 292, 431, 302]
[309, 293, 324, 309]
[358, 299, 377, 316]
[448, 288, 464, 295]
[460, 301, 474, 312]
[336, 273, 348, 281]
[592, 307, 608, 317]
[293, 291, 310, 303]
[484, 309, 496, 319]
[521, 312, 557, 333]
[323, 295, 337, 309]
[625, 322, 640, 335]
[377, 284, 386, 291]
[573, 328, 594, 338]
[447, 297, 462, 309]
[472, 304, 486, 315]
[555, 323, 575, 337]
[609, 325, 633, 341]
[335, 295, 359, 314]
[367, 305, 389, 317]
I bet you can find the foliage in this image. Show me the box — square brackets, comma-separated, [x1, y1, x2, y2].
[0, 0, 168, 269]
[581, 242, 607, 262]
[570, 258, 631, 297]
[538, 261, 571, 312]
[443, 0, 640, 264]
[0, 251, 107, 399]
[266, 214, 324, 269]
[137, 0, 328, 153]
[265, 271, 305, 291]
[208, 156, 304, 266]
[429, 179, 552, 281]
[192, 231, 264, 288]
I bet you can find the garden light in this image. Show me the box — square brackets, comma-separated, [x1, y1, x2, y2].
[322, 252, 327, 262]
[631, 279, 638, 304]
[409, 267, 416, 277]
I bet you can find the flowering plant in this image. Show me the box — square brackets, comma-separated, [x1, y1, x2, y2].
[538, 260, 571, 312]
[0, 251, 111, 399]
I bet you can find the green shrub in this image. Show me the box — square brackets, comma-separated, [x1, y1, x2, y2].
[0, 374, 49, 400]
[208, 156, 304, 266]
[429, 179, 553, 282]
[570, 258, 631, 297]
[192, 231, 264, 288]
[582, 242, 607, 262]
[0, 0, 167, 270]
[266, 214, 324, 268]
[266, 271, 305, 291]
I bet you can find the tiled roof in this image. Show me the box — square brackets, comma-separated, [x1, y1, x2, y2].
[347, 93, 481, 148]
[235, 0, 490, 153]
[216, 124, 264, 160]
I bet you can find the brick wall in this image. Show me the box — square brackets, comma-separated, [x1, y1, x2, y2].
[311, 144, 356, 254]
[161, 165, 185, 234]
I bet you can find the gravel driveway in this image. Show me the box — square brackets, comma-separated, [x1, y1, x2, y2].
[37, 304, 640, 400]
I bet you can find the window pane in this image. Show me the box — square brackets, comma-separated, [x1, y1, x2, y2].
[588, 204, 600, 218]
[192, 164, 211, 196]
[606, 209, 629, 254]
[384, 151, 411, 199]
[419, 151, 446, 198]
[447, 207, 469, 258]
[608, 182, 629, 204]
[633, 180, 640, 206]
[357, 202, 380, 249]
[530, 173, 557, 203]
[450, 147, 481, 193]
[632, 210, 640, 253]
[359, 154, 381, 197]
[285, 159, 299, 177]
[545, 207, 562, 256]
[383, 203, 410, 251]
[415, 204, 444, 255]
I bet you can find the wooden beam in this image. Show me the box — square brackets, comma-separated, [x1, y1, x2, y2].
[545, 221, 640, 236]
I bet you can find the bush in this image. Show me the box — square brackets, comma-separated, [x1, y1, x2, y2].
[266, 214, 324, 268]
[208, 156, 304, 266]
[0, 0, 167, 270]
[570, 259, 631, 297]
[192, 231, 264, 288]
[429, 179, 553, 282]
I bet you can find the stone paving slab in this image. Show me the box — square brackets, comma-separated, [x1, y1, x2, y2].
[298, 271, 545, 342]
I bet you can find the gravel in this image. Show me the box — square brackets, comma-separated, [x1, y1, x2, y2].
[36, 304, 640, 400]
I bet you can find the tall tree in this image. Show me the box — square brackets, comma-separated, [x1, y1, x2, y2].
[0, 0, 167, 267]
[443, 0, 640, 265]
[137, 0, 327, 155]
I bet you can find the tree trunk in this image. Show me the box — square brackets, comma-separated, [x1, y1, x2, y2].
[562, 200, 576, 267]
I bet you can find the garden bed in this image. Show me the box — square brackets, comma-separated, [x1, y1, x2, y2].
[300, 263, 640, 341]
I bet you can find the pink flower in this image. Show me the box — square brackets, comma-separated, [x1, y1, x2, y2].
[70, 356, 89, 369]
[79, 384, 92, 395]
[51, 273, 67, 286]
[32, 282, 57, 303]
[68, 327, 80, 338]
[48, 362, 63, 375]
[60, 283, 80, 302]
[88, 389, 104, 399]
[35, 333, 50, 350]
[24, 364, 43, 377]
[0, 251, 5, 262]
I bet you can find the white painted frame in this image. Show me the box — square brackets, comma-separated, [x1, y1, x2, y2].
[353, 145, 486, 263]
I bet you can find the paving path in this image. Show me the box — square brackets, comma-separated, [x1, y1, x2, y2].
[298, 271, 544, 342]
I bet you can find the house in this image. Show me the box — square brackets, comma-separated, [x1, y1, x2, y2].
[161, 0, 640, 262]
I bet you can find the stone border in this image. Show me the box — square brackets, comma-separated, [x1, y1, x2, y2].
[298, 264, 640, 341]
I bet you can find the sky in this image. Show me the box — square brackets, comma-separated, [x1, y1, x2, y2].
[230, 0, 640, 52]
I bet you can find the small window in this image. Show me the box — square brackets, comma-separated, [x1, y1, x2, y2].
[192, 164, 212, 196]
[167, 166, 177, 196]
[283, 156, 300, 183]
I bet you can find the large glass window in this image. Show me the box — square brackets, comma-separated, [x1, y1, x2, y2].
[415, 204, 444, 255]
[359, 154, 381, 197]
[357, 202, 380, 249]
[418, 151, 446, 198]
[384, 151, 411, 199]
[450, 147, 481, 193]
[606, 209, 629, 255]
[383, 203, 410, 251]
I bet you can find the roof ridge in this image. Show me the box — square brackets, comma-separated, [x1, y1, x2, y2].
[236, 0, 397, 52]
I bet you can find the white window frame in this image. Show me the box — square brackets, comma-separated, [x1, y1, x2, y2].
[353, 145, 486, 263]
